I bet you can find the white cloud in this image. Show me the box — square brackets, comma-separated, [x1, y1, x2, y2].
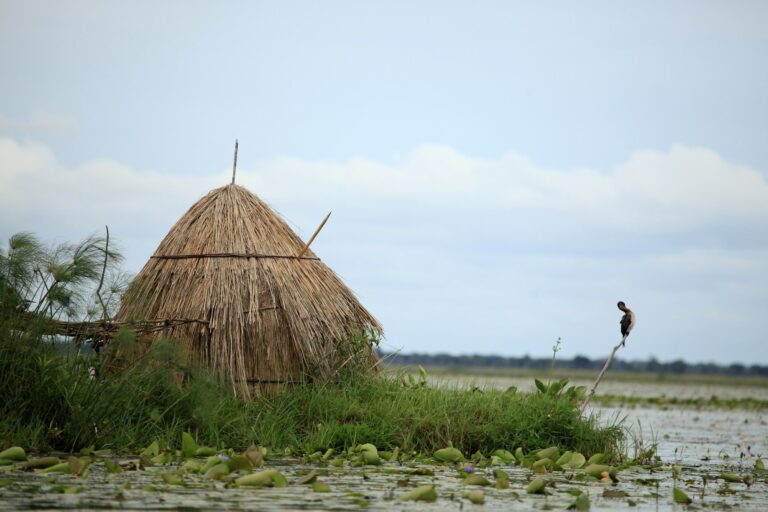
[0, 110, 80, 137]
[1, 137, 767, 363]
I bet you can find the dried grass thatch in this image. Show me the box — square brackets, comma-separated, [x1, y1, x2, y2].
[115, 184, 381, 397]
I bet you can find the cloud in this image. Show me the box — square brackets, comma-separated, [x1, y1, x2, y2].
[0, 110, 80, 137]
[1, 137, 767, 363]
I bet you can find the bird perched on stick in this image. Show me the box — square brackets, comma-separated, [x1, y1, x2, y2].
[617, 301, 635, 346]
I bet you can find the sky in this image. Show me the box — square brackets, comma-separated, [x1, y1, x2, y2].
[1, 1, 767, 364]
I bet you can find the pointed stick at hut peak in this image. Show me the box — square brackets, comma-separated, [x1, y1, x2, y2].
[297, 211, 332, 259]
[231, 139, 239, 184]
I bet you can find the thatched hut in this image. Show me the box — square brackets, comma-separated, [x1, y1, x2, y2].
[116, 184, 381, 397]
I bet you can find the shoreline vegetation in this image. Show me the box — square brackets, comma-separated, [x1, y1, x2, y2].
[1, 232, 622, 460]
[0, 324, 623, 459]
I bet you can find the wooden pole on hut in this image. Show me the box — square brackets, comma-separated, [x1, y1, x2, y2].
[297, 212, 332, 259]
[231, 139, 239, 184]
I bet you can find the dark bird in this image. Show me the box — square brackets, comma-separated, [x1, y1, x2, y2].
[617, 301, 635, 346]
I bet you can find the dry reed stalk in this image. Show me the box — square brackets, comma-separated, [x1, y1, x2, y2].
[115, 184, 382, 398]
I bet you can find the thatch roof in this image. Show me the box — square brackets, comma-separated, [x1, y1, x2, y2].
[116, 184, 381, 397]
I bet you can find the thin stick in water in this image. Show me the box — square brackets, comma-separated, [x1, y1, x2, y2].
[581, 335, 627, 414]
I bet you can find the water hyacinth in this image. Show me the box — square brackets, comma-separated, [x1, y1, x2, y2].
[434, 447, 464, 463]
[0, 447, 26, 461]
[463, 489, 485, 504]
[402, 484, 438, 502]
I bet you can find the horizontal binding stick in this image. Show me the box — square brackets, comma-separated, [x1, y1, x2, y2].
[151, 253, 320, 260]
[241, 379, 300, 384]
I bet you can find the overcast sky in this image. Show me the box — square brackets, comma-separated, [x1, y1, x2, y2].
[2, 1, 767, 364]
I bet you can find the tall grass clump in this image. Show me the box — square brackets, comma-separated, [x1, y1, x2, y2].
[253, 370, 622, 457]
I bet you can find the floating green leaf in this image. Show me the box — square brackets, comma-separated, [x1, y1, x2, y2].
[21, 457, 60, 470]
[464, 475, 491, 486]
[203, 462, 230, 479]
[244, 446, 264, 467]
[434, 447, 464, 463]
[312, 480, 331, 492]
[67, 456, 88, 476]
[536, 447, 559, 460]
[587, 453, 606, 465]
[235, 469, 287, 488]
[161, 473, 184, 485]
[181, 432, 197, 458]
[41, 462, 71, 474]
[532, 458, 553, 473]
[673, 487, 692, 504]
[491, 449, 515, 464]
[226, 455, 253, 472]
[104, 459, 123, 474]
[0, 447, 26, 461]
[563, 453, 586, 469]
[463, 489, 485, 504]
[585, 464, 615, 479]
[403, 484, 437, 501]
[569, 493, 590, 510]
[527, 477, 546, 494]
[141, 441, 159, 458]
[556, 451, 573, 466]
[296, 470, 318, 485]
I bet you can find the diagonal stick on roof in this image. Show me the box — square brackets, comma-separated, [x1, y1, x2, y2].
[296, 211, 332, 259]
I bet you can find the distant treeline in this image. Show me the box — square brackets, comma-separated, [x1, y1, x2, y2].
[381, 351, 768, 377]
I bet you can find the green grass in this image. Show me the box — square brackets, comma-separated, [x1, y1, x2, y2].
[0, 324, 622, 459]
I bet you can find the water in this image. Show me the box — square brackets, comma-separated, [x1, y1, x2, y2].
[2, 377, 766, 510]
